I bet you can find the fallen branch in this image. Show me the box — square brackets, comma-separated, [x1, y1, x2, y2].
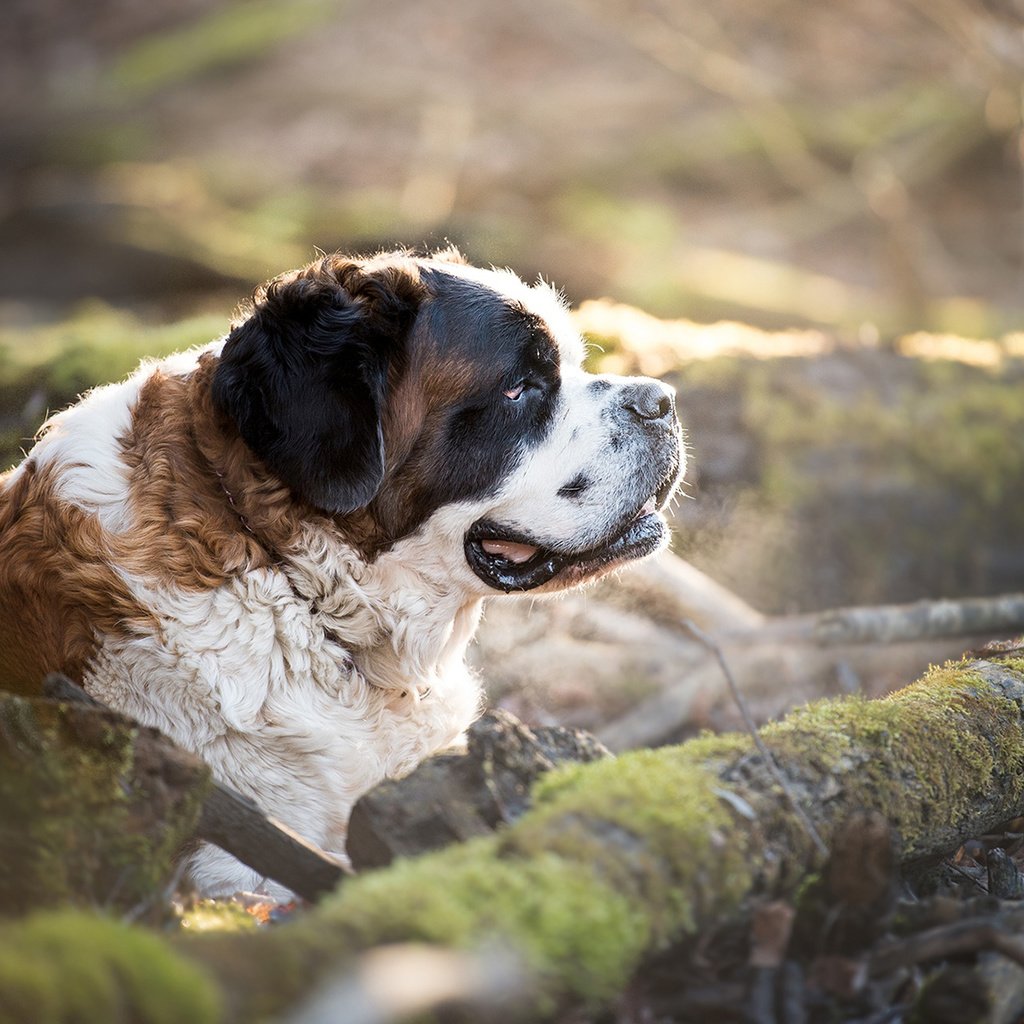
[592, 555, 1024, 750]
[592, 552, 766, 633]
[736, 593, 1024, 648]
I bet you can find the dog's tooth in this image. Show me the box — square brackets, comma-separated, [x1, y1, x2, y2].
[481, 539, 538, 564]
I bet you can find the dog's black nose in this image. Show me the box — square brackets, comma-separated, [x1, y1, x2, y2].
[620, 381, 675, 424]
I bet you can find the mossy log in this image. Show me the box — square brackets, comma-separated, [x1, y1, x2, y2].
[5, 656, 1024, 1022]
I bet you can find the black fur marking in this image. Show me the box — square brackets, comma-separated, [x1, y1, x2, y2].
[212, 256, 565, 542]
[385, 270, 561, 523]
[557, 473, 590, 499]
[212, 262, 421, 514]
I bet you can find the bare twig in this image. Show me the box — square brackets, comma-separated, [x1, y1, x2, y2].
[944, 857, 989, 894]
[122, 856, 191, 925]
[870, 918, 1024, 975]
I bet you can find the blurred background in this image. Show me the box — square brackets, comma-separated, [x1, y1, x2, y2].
[3, 0, 1023, 330]
[1, 0, 1023, 620]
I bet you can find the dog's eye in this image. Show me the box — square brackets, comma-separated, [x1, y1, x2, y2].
[503, 381, 526, 401]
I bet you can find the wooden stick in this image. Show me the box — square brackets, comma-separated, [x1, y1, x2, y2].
[870, 917, 1024, 975]
[734, 593, 1024, 648]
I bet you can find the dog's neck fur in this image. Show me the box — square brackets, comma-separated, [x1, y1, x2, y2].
[279, 515, 485, 698]
[160, 355, 485, 712]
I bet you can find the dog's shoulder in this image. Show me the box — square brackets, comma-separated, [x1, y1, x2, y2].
[0, 340, 262, 690]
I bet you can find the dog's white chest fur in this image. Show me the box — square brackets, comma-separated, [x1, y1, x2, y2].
[86, 531, 484, 896]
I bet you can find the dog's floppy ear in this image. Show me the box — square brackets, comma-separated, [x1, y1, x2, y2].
[212, 256, 425, 514]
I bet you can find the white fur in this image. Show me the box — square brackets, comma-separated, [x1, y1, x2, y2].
[30, 376, 142, 533]
[28, 339, 225, 534]
[488, 366, 677, 550]
[87, 522, 485, 896]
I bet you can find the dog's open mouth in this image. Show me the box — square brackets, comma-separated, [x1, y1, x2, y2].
[465, 496, 665, 593]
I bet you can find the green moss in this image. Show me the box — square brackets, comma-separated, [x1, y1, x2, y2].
[506, 742, 762, 942]
[9, 664, 1024, 1022]
[0, 304, 223, 389]
[760, 661, 1024, 856]
[739, 355, 1024, 530]
[0, 698, 130, 912]
[0, 911, 221, 1024]
[0, 307, 225, 471]
[183, 837, 651, 1019]
[314, 839, 649, 1007]
[994, 655, 1024, 676]
[275, 739, 761, 1005]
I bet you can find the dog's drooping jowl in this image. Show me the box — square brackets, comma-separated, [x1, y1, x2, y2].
[0, 250, 684, 895]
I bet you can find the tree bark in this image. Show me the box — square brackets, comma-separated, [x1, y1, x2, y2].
[0, 688, 209, 915]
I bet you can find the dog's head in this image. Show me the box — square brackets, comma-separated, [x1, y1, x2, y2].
[213, 250, 684, 594]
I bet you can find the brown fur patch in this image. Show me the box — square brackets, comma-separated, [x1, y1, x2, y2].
[0, 356, 337, 693]
[117, 354, 353, 587]
[0, 460, 157, 692]
[117, 358, 275, 587]
[371, 340, 497, 544]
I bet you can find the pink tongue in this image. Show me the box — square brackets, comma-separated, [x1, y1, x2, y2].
[481, 539, 539, 564]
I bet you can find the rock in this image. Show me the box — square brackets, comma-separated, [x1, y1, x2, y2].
[346, 709, 609, 869]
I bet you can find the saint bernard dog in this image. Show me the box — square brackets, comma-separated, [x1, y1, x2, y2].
[0, 249, 684, 896]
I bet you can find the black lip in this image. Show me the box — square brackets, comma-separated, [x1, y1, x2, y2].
[465, 510, 667, 593]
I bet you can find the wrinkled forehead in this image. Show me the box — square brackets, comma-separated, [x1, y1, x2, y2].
[417, 260, 586, 368]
